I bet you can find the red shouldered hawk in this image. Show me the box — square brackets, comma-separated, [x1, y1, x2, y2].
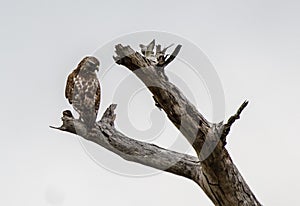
[65, 56, 101, 129]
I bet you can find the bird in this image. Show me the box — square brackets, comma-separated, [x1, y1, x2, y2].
[65, 56, 101, 129]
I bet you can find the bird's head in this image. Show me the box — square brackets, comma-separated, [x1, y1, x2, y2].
[80, 56, 100, 72]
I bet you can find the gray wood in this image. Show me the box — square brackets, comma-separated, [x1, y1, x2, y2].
[51, 105, 202, 183]
[52, 42, 262, 206]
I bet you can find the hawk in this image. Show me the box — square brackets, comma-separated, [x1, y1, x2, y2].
[65, 56, 101, 129]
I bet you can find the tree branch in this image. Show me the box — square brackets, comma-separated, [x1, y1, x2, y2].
[221, 100, 249, 145]
[161, 44, 182, 67]
[113, 44, 211, 154]
[51, 105, 202, 182]
[52, 41, 262, 206]
[113, 43, 262, 206]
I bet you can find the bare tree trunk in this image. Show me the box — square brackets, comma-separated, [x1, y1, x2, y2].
[52, 42, 262, 206]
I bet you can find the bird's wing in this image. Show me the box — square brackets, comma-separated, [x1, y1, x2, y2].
[95, 79, 101, 116]
[65, 72, 75, 104]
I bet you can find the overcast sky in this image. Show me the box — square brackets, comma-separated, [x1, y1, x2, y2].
[1, 0, 300, 205]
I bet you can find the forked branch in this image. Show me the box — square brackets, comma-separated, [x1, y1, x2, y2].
[52, 41, 262, 206]
[51, 104, 202, 182]
[113, 42, 261, 206]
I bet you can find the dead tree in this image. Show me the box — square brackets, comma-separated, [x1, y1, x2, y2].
[52, 41, 262, 206]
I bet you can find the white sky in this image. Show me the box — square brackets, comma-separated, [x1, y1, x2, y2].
[1, 0, 300, 205]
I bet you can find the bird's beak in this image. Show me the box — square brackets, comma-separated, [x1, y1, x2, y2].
[96, 65, 99, 71]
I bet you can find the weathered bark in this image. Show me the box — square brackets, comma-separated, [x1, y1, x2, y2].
[52, 42, 262, 205]
[51, 105, 202, 182]
[112, 44, 262, 206]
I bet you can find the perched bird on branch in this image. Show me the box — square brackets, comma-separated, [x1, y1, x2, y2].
[65, 56, 101, 129]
